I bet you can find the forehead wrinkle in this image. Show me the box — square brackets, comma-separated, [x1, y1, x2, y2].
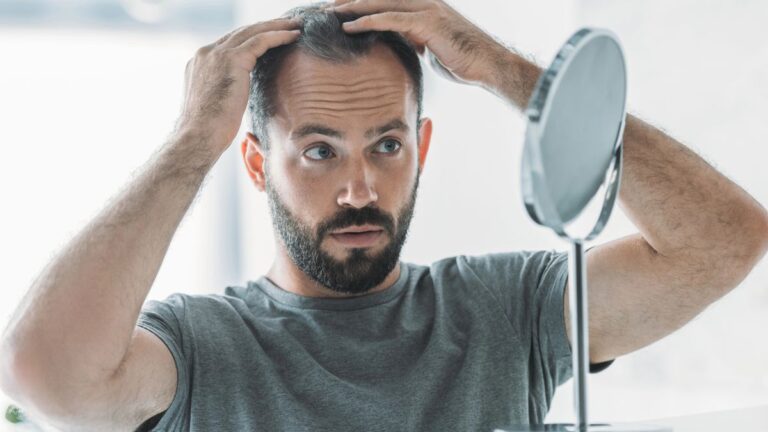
[294, 90, 402, 105]
[275, 101, 402, 127]
[296, 96, 398, 105]
[289, 75, 397, 87]
[284, 80, 408, 115]
[296, 103, 401, 117]
[291, 87, 404, 99]
[274, 51, 417, 136]
[294, 91, 403, 106]
[277, 45, 415, 103]
[289, 82, 407, 97]
[287, 68, 409, 91]
[294, 79, 405, 95]
[340, 75, 405, 89]
[291, 87, 404, 115]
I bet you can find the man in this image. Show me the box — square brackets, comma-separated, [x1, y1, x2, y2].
[1, 1, 767, 431]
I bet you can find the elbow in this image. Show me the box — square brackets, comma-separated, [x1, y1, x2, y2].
[1, 347, 46, 412]
[718, 207, 768, 290]
[688, 207, 768, 295]
[744, 205, 768, 263]
[756, 208, 768, 258]
[0, 355, 13, 403]
[0, 340, 22, 400]
[1, 349, 120, 431]
[0, 346, 85, 424]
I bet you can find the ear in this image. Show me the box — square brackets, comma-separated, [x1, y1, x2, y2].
[416, 117, 433, 174]
[241, 132, 267, 192]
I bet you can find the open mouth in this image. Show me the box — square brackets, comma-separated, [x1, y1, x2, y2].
[329, 229, 384, 247]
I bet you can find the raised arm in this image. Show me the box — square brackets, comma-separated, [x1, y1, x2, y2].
[0, 18, 301, 430]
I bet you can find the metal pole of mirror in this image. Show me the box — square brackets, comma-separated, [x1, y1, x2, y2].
[504, 28, 672, 432]
[569, 239, 589, 430]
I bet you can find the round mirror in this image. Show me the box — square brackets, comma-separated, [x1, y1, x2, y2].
[521, 28, 627, 241]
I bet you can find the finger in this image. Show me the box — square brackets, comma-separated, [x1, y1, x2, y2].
[333, 0, 356, 6]
[333, 0, 427, 14]
[219, 17, 302, 49]
[232, 29, 302, 66]
[222, 18, 301, 48]
[213, 28, 240, 46]
[342, 12, 429, 45]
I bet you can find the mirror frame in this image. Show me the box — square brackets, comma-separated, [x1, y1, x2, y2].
[521, 28, 627, 242]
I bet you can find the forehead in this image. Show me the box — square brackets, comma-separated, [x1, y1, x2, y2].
[270, 43, 417, 138]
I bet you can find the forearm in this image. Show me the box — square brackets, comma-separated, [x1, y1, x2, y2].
[483, 48, 542, 110]
[489, 49, 768, 282]
[1, 128, 222, 399]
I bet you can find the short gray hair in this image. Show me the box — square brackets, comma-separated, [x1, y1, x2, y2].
[248, 3, 424, 152]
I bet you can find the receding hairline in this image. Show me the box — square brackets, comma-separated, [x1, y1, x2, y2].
[275, 42, 418, 98]
[248, 5, 424, 147]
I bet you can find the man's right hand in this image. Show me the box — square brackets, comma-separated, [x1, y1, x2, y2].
[176, 17, 302, 152]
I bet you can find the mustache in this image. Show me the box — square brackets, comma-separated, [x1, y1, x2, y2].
[317, 206, 395, 239]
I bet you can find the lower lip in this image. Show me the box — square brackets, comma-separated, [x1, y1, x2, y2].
[330, 230, 384, 247]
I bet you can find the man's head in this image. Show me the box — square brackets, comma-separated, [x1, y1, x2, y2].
[248, 3, 424, 151]
[241, 3, 433, 296]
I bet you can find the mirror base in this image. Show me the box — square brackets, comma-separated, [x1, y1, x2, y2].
[498, 424, 672, 432]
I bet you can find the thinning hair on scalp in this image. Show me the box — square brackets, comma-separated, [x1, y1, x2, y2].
[248, 3, 424, 152]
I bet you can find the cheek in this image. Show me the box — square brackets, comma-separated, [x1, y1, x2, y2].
[268, 158, 328, 221]
[282, 160, 335, 203]
[389, 148, 419, 191]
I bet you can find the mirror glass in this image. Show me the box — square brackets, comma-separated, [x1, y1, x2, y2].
[521, 29, 627, 239]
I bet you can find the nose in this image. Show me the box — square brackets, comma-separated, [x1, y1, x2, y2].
[337, 162, 378, 209]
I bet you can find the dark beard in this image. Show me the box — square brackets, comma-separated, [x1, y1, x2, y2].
[265, 169, 419, 295]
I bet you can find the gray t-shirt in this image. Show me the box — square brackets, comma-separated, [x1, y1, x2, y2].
[136, 250, 613, 431]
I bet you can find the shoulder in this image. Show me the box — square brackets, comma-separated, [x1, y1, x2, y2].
[139, 290, 253, 331]
[143, 289, 249, 311]
[421, 250, 569, 323]
[426, 249, 565, 286]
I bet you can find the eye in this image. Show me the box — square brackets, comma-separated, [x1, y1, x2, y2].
[304, 144, 335, 161]
[375, 138, 402, 154]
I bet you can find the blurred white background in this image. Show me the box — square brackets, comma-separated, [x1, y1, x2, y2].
[1, 0, 767, 429]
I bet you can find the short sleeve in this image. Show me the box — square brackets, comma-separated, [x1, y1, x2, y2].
[459, 250, 614, 392]
[135, 294, 191, 431]
[545, 246, 614, 373]
[541, 250, 617, 369]
[532, 250, 575, 388]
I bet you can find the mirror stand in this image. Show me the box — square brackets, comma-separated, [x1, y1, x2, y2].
[505, 27, 672, 432]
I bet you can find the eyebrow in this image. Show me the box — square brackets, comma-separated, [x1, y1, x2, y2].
[289, 118, 409, 141]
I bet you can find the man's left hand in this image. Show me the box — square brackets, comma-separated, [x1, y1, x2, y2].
[329, 0, 510, 88]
